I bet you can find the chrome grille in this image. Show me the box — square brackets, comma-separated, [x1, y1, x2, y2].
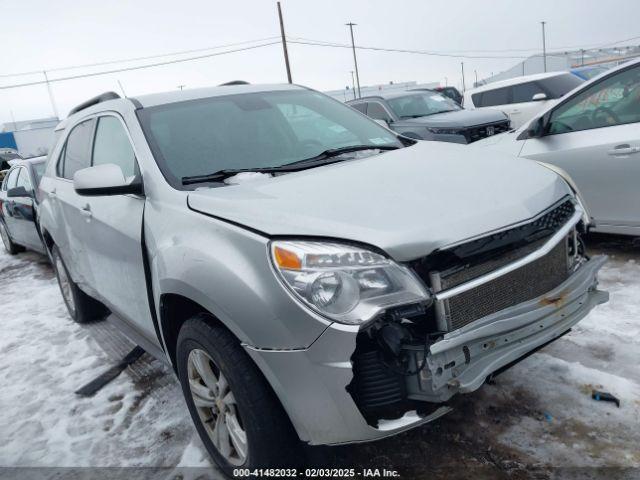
[442, 240, 569, 331]
[464, 120, 511, 143]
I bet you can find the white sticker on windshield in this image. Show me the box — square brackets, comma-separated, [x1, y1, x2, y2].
[369, 137, 393, 145]
[430, 95, 446, 101]
[329, 125, 348, 133]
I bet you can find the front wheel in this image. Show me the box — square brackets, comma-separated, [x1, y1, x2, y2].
[0, 221, 23, 255]
[176, 315, 300, 476]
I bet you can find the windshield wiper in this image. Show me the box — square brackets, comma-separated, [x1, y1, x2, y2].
[181, 145, 399, 186]
[283, 144, 399, 167]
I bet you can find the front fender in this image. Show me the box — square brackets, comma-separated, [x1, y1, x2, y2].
[147, 205, 331, 350]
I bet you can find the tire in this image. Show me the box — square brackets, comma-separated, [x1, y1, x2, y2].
[0, 221, 24, 255]
[51, 245, 108, 323]
[177, 315, 300, 477]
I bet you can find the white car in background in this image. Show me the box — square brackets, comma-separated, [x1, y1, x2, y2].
[474, 58, 640, 236]
[464, 72, 584, 128]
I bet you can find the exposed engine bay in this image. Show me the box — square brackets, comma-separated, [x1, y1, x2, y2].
[347, 198, 596, 426]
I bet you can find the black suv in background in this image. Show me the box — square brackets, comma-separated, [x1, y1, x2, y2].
[348, 90, 510, 144]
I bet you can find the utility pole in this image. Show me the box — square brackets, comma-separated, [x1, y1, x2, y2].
[42, 71, 59, 119]
[581, 48, 585, 66]
[346, 22, 361, 98]
[461, 62, 466, 92]
[350, 71, 356, 100]
[177, 85, 185, 91]
[474, 69, 478, 87]
[277, 2, 292, 83]
[444, 76, 448, 86]
[541, 21, 547, 73]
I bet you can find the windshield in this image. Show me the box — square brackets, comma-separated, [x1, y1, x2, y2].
[387, 92, 461, 119]
[137, 89, 403, 188]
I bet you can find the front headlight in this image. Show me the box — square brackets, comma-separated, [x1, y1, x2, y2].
[270, 240, 429, 325]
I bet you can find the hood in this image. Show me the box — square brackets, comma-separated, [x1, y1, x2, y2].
[187, 142, 571, 261]
[396, 108, 508, 128]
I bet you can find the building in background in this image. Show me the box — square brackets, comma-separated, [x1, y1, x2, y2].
[324, 80, 439, 102]
[478, 45, 640, 86]
[0, 117, 58, 158]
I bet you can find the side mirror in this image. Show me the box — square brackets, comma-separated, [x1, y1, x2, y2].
[7, 186, 30, 198]
[532, 92, 547, 102]
[517, 116, 546, 140]
[73, 164, 143, 196]
[373, 118, 390, 127]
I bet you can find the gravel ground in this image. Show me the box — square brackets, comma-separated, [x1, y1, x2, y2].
[0, 234, 638, 479]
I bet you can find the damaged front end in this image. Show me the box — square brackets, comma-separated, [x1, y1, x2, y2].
[348, 197, 608, 426]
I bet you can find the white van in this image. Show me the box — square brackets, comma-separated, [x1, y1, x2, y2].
[464, 72, 583, 128]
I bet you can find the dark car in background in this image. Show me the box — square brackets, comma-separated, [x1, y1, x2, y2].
[347, 90, 510, 143]
[0, 156, 47, 255]
[433, 86, 463, 105]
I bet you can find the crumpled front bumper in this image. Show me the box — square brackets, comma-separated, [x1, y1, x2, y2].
[244, 255, 607, 446]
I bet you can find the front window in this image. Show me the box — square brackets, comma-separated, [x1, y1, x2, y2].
[548, 64, 640, 134]
[137, 89, 402, 188]
[537, 73, 583, 98]
[387, 92, 460, 119]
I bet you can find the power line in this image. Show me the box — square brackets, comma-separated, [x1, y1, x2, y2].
[287, 39, 532, 59]
[0, 36, 281, 79]
[0, 41, 280, 90]
[287, 34, 640, 56]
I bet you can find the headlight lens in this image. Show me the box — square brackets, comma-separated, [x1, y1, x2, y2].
[271, 241, 429, 324]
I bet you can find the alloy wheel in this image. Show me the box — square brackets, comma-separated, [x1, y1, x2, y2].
[187, 349, 248, 466]
[0, 223, 10, 252]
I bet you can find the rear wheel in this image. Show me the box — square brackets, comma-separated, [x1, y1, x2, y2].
[51, 245, 108, 323]
[0, 221, 23, 255]
[176, 315, 300, 477]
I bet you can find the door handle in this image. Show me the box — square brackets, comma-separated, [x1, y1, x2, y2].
[80, 204, 92, 219]
[608, 145, 640, 156]
[49, 189, 57, 198]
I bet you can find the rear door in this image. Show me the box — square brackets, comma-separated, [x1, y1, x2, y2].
[520, 63, 640, 234]
[54, 119, 97, 293]
[9, 167, 42, 251]
[82, 114, 152, 337]
[1, 168, 19, 238]
[509, 81, 548, 127]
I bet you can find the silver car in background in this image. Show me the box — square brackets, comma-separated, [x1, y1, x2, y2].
[38, 84, 607, 476]
[475, 58, 640, 236]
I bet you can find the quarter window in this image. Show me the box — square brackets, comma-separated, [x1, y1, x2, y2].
[92, 116, 137, 178]
[62, 119, 95, 179]
[548, 64, 640, 134]
[350, 103, 367, 114]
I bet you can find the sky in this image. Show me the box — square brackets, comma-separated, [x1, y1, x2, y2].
[1, 0, 639, 124]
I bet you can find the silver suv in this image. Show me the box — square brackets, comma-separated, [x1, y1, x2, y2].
[39, 84, 607, 475]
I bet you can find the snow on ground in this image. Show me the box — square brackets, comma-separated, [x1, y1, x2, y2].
[0, 234, 638, 478]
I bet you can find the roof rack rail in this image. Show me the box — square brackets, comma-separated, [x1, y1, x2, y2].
[68, 92, 121, 117]
[218, 80, 250, 86]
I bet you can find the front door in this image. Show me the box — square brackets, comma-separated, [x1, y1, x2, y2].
[82, 114, 152, 337]
[520, 62, 640, 234]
